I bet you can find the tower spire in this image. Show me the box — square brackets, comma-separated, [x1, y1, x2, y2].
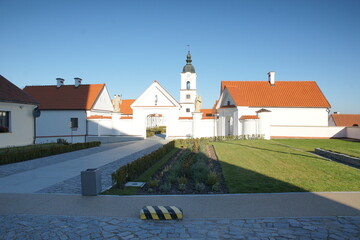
[182, 49, 195, 73]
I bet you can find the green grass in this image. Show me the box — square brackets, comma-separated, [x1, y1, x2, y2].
[102, 148, 179, 195]
[272, 139, 360, 158]
[213, 140, 360, 193]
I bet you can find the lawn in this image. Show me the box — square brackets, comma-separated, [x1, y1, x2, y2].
[272, 139, 360, 158]
[213, 140, 360, 193]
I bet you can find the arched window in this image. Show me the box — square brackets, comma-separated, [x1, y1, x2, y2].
[186, 81, 190, 90]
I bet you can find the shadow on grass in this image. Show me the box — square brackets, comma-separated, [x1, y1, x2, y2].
[219, 160, 307, 193]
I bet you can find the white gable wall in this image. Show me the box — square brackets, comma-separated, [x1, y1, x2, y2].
[91, 86, 114, 113]
[0, 102, 36, 148]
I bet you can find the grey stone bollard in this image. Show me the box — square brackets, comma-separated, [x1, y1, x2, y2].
[81, 168, 102, 196]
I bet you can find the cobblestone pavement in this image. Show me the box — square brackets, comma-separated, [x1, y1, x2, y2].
[36, 143, 163, 194]
[0, 215, 359, 240]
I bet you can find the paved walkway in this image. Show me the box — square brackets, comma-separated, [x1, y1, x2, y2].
[0, 136, 168, 194]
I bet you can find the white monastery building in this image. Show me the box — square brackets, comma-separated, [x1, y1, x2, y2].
[21, 51, 344, 144]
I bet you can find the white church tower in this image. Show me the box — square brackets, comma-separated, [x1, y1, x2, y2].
[180, 51, 197, 117]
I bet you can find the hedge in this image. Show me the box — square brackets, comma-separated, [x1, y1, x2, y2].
[0, 141, 101, 165]
[112, 140, 175, 188]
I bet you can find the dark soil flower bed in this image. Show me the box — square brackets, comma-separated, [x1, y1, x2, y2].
[138, 143, 228, 195]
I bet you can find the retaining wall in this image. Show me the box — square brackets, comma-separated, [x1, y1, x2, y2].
[315, 148, 360, 168]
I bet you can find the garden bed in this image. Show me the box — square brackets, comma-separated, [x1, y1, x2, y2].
[107, 139, 228, 195]
[138, 143, 228, 194]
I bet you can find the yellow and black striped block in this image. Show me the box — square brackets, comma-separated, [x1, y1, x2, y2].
[140, 206, 183, 220]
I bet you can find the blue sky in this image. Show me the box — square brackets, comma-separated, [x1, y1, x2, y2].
[1, 0, 359, 113]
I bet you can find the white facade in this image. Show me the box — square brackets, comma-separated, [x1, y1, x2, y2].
[35, 110, 87, 143]
[0, 102, 37, 148]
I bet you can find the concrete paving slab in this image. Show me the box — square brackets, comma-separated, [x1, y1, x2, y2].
[1, 192, 359, 219]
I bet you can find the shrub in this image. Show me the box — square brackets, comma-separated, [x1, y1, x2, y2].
[206, 171, 219, 186]
[195, 182, 206, 192]
[112, 141, 175, 189]
[149, 179, 159, 188]
[57, 138, 69, 145]
[212, 182, 221, 192]
[0, 141, 101, 166]
[178, 183, 186, 191]
[190, 158, 209, 183]
[177, 176, 188, 185]
[159, 183, 171, 193]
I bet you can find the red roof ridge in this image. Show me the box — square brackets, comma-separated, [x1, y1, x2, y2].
[0, 75, 39, 105]
[24, 84, 105, 110]
[220, 81, 330, 108]
[239, 115, 259, 120]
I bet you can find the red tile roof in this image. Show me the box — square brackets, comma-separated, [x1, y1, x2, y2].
[23, 84, 105, 110]
[200, 109, 216, 119]
[239, 115, 259, 120]
[120, 116, 133, 119]
[221, 81, 331, 108]
[119, 99, 135, 115]
[330, 114, 360, 127]
[87, 115, 112, 119]
[179, 117, 193, 120]
[0, 75, 39, 105]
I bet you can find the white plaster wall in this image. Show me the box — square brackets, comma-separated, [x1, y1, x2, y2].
[270, 126, 347, 138]
[234, 107, 328, 126]
[114, 119, 134, 135]
[179, 103, 195, 117]
[197, 119, 216, 138]
[92, 86, 114, 112]
[242, 119, 259, 136]
[97, 119, 113, 135]
[35, 110, 86, 143]
[177, 120, 192, 138]
[0, 102, 36, 148]
[346, 127, 360, 139]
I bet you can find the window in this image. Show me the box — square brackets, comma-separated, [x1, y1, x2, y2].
[70, 118, 78, 128]
[186, 108, 190, 112]
[227, 101, 231, 106]
[186, 81, 190, 90]
[186, 94, 191, 99]
[0, 111, 10, 133]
